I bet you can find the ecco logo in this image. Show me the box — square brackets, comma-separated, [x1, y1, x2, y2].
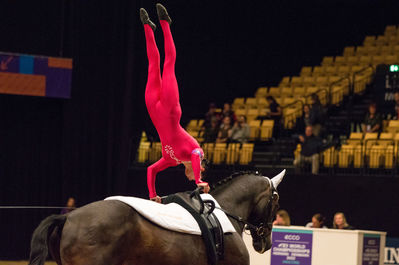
[284, 235, 300, 240]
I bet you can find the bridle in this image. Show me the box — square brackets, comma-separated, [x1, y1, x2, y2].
[213, 177, 278, 238]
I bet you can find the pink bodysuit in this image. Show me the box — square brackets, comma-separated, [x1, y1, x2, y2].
[143, 20, 206, 199]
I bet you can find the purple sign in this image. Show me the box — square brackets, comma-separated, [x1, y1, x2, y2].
[363, 234, 380, 265]
[271, 228, 313, 265]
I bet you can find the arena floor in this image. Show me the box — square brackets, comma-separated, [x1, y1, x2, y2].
[0, 260, 57, 265]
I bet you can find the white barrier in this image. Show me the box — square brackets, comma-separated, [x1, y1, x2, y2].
[243, 225, 386, 265]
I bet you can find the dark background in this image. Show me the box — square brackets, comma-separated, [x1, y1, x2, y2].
[0, 0, 399, 259]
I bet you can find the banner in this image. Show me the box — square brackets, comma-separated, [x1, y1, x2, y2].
[385, 237, 399, 265]
[363, 234, 381, 265]
[0, 52, 72, 98]
[270, 228, 313, 265]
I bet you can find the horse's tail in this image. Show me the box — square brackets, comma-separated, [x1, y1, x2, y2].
[28, 214, 67, 265]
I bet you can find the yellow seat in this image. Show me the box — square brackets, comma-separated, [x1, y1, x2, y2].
[235, 108, 246, 117]
[334, 56, 346, 66]
[198, 119, 204, 127]
[303, 76, 316, 87]
[202, 143, 215, 161]
[315, 76, 329, 87]
[312, 66, 326, 76]
[290, 76, 303, 87]
[321, 56, 334, 66]
[186, 120, 198, 130]
[283, 97, 296, 106]
[306, 86, 318, 94]
[137, 142, 151, 163]
[281, 87, 293, 96]
[376, 36, 388, 46]
[343, 46, 355, 57]
[325, 66, 338, 75]
[347, 132, 363, 145]
[213, 143, 227, 164]
[380, 46, 393, 55]
[364, 133, 379, 153]
[371, 55, 384, 66]
[385, 145, 394, 169]
[249, 120, 261, 140]
[246, 108, 259, 123]
[300, 66, 312, 77]
[359, 55, 372, 66]
[346, 56, 359, 65]
[245, 97, 257, 112]
[363, 36, 376, 46]
[260, 120, 274, 140]
[268, 87, 281, 96]
[293, 86, 306, 95]
[365, 46, 378, 56]
[239, 143, 254, 165]
[149, 142, 162, 163]
[356, 46, 367, 56]
[369, 145, 385, 168]
[338, 144, 355, 168]
[353, 145, 363, 168]
[323, 147, 337, 167]
[279, 77, 291, 87]
[257, 97, 268, 110]
[232, 98, 246, 111]
[384, 55, 398, 64]
[255, 87, 268, 98]
[226, 143, 240, 165]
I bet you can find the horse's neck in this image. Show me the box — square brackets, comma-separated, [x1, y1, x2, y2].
[213, 176, 259, 234]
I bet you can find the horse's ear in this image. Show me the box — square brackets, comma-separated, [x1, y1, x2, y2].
[271, 169, 285, 188]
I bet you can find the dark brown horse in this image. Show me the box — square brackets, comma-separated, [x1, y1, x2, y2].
[28, 170, 285, 265]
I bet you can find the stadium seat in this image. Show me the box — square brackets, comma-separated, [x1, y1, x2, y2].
[213, 143, 227, 164]
[369, 145, 385, 168]
[232, 98, 246, 111]
[323, 147, 337, 167]
[343, 46, 355, 57]
[371, 55, 384, 66]
[353, 145, 364, 168]
[300, 66, 312, 77]
[334, 56, 346, 66]
[290, 76, 303, 87]
[365, 46, 378, 56]
[363, 36, 376, 46]
[347, 132, 363, 145]
[149, 142, 162, 163]
[245, 98, 257, 111]
[186, 119, 198, 130]
[387, 120, 399, 134]
[380, 46, 393, 55]
[346, 56, 360, 65]
[255, 87, 268, 98]
[359, 55, 372, 65]
[303, 76, 316, 87]
[137, 142, 151, 163]
[293, 86, 306, 95]
[260, 120, 274, 140]
[268, 87, 281, 96]
[315, 76, 329, 87]
[246, 108, 259, 123]
[235, 108, 246, 118]
[257, 97, 268, 109]
[202, 143, 215, 161]
[385, 145, 394, 169]
[385, 55, 398, 64]
[239, 143, 254, 165]
[281, 87, 293, 96]
[376, 35, 388, 46]
[356, 46, 367, 56]
[338, 144, 354, 168]
[279, 76, 291, 87]
[306, 86, 318, 94]
[312, 66, 326, 76]
[198, 119, 204, 127]
[226, 143, 240, 165]
[249, 120, 261, 140]
[325, 66, 338, 75]
[321, 56, 334, 66]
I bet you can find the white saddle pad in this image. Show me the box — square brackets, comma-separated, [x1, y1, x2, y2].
[105, 194, 236, 235]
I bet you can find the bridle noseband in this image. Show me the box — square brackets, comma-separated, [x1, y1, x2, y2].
[214, 178, 278, 238]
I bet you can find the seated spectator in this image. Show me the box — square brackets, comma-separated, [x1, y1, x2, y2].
[273, 209, 291, 226]
[203, 119, 219, 143]
[220, 103, 236, 124]
[266, 96, 282, 122]
[309, 93, 325, 136]
[203, 102, 220, 129]
[333, 212, 354, 230]
[216, 116, 232, 143]
[293, 125, 322, 175]
[230, 115, 250, 143]
[60, 197, 76, 214]
[305, 213, 327, 228]
[361, 103, 382, 133]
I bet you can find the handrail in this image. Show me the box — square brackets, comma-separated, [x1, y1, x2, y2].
[281, 99, 304, 128]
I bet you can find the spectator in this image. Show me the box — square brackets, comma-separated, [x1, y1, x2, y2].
[273, 209, 291, 226]
[61, 197, 76, 214]
[309, 93, 324, 136]
[296, 104, 314, 133]
[216, 116, 232, 143]
[391, 91, 399, 120]
[305, 213, 327, 228]
[361, 103, 383, 133]
[203, 119, 219, 143]
[266, 96, 282, 122]
[333, 212, 354, 230]
[293, 125, 322, 175]
[230, 115, 250, 143]
[204, 103, 220, 129]
[220, 103, 236, 124]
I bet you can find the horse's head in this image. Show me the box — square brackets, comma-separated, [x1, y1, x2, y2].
[248, 170, 285, 253]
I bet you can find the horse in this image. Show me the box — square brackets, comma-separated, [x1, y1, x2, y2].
[28, 170, 285, 265]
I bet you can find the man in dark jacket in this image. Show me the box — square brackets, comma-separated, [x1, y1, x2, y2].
[293, 126, 322, 174]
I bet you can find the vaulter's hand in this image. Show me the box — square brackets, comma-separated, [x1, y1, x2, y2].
[150, 196, 162, 203]
[197, 182, 210, 193]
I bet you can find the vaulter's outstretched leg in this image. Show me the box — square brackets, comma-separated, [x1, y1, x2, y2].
[140, 8, 161, 112]
[156, 3, 180, 110]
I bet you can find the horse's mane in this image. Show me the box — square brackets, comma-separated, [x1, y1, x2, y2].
[208, 170, 262, 190]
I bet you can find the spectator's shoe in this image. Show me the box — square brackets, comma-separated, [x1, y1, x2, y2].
[156, 3, 172, 24]
[140, 8, 156, 31]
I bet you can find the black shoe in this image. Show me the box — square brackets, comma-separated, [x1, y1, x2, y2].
[140, 8, 156, 31]
[156, 3, 172, 24]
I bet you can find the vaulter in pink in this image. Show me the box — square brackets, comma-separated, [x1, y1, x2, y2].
[140, 4, 209, 202]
